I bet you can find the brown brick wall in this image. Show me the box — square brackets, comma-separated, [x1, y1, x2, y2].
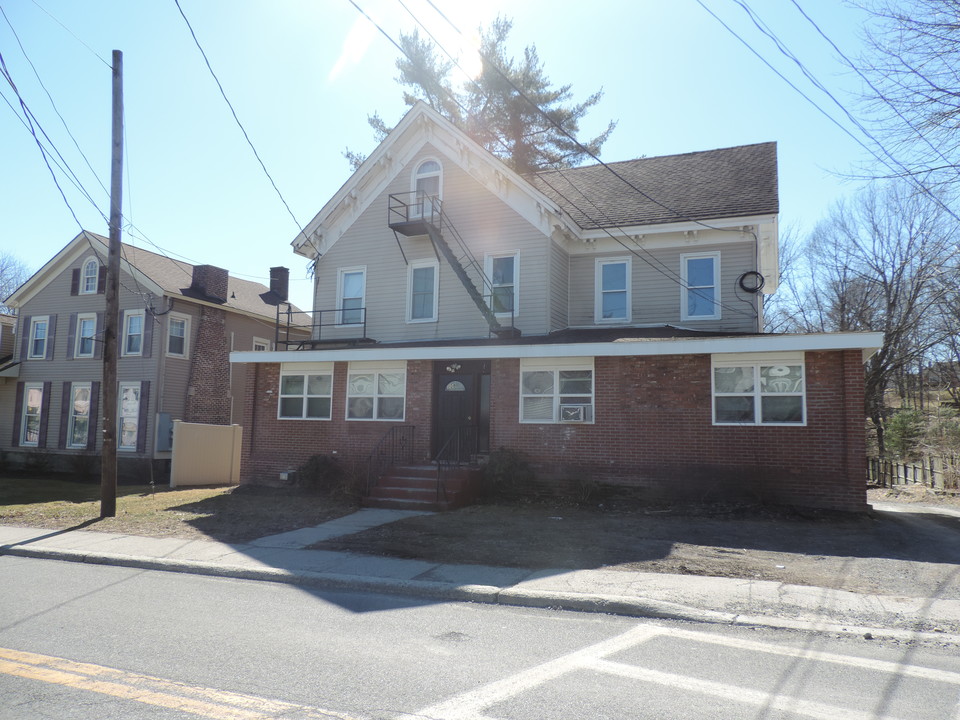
[184, 306, 232, 424]
[240, 350, 868, 511]
[240, 360, 433, 483]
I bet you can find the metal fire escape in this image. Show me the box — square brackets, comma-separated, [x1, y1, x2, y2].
[387, 192, 519, 338]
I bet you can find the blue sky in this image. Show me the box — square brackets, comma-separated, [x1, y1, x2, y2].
[1, 0, 874, 312]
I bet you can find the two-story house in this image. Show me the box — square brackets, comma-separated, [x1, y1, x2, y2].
[1, 231, 305, 480]
[232, 102, 882, 512]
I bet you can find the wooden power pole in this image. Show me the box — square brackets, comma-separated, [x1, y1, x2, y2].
[101, 50, 123, 518]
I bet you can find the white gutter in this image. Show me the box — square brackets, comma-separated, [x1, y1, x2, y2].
[231, 331, 885, 365]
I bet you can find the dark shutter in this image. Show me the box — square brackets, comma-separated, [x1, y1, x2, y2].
[59, 383, 72, 449]
[37, 381, 52, 448]
[71, 269, 80, 296]
[136, 381, 151, 453]
[45, 315, 57, 361]
[142, 312, 153, 358]
[117, 310, 126, 357]
[94, 312, 104, 359]
[19, 316, 30, 361]
[87, 381, 100, 451]
[12, 382, 23, 446]
[97, 266, 106, 294]
[66, 314, 77, 360]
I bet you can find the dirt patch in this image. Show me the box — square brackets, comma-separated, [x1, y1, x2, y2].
[0, 478, 358, 544]
[313, 494, 960, 598]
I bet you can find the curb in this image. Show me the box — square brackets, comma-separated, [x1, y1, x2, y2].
[4, 544, 960, 645]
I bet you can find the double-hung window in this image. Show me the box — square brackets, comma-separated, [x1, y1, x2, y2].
[346, 361, 406, 421]
[118, 382, 141, 450]
[278, 363, 333, 420]
[520, 358, 594, 423]
[28, 317, 49, 359]
[681, 252, 720, 320]
[20, 383, 44, 446]
[80, 258, 99, 294]
[338, 268, 365, 326]
[166, 313, 190, 358]
[596, 258, 630, 323]
[712, 353, 805, 425]
[76, 313, 97, 358]
[67, 382, 92, 448]
[408, 261, 438, 322]
[412, 159, 442, 219]
[487, 253, 518, 316]
[123, 310, 145, 356]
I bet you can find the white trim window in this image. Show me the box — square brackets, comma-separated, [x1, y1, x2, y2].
[28, 316, 49, 359]
[20, 382, 44, 446]
[80, 257, 99, 294]
[595, 257, 631, 323]
[278, 362, 333, 420]
[407, 260, 438, 322]
[166, 313, 190, 358]
[681, 252, 721, 320]
[346, 361, 406, 421]
[118, 382, 141, 451]
[252, 337, 271, 352]
[122, 310, 145, 356]
[76, 313, 97, 358]
[337, 267, 366, 326]
[520, 357, 594, 424]
[67, 382, 92, 448]
[486, 253, 518, 316]
[412, 158, 442, 218]
[712, 352, 806, 425]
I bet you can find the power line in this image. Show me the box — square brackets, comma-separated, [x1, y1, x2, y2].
[29, 0, 110, 67]
[173, 0, 308, 242]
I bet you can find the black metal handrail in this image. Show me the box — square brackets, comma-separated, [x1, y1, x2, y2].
[388, 191, 443, 228]
[366, 425, 416, 494]
[434, 425, 479, 502]
[275, 303, 367, 349]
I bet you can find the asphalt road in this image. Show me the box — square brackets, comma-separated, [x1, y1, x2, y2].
[2, 556, 959, 719]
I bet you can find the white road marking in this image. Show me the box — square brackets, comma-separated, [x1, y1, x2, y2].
[414, 625, 662, 720]
[587, 657, 909, 720]
[413, 622, 960, 720]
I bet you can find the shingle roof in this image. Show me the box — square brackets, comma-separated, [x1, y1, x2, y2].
[528, 142, 778, 230]
[84, 233, 306, 321]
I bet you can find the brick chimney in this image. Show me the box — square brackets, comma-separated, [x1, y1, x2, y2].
[191, 265, 229, 302]
[269, 266, 289, 302]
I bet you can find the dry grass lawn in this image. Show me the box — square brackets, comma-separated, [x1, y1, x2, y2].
[0, 476, 358, 543]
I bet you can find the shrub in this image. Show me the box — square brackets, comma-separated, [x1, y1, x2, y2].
[483, 448, 535, 498]
[886, 410, 925, 459]
[297, 454, 344, 495]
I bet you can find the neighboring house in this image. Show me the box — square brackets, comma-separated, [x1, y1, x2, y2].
[232, 102, 882, 512]
[0, 231, 306, 479]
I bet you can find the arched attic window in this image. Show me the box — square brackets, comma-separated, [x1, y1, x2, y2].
[80, 257, 99, 294]
[412, 159, 442, 219]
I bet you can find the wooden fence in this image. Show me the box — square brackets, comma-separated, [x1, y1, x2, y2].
[170, 420, 242, 487]
[867, 455, 959, 490]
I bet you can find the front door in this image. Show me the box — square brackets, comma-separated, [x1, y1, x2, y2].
[433, 361, 490, 462]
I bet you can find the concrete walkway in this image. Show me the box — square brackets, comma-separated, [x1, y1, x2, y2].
[2, 508, 960, 643]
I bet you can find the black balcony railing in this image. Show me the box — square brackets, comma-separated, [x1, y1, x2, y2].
[275, 303, 369, 350]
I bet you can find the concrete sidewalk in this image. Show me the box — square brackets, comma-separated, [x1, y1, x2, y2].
[2, 511, 959, 643]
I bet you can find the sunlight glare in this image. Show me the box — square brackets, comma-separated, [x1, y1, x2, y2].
[329, 15, 377, 82]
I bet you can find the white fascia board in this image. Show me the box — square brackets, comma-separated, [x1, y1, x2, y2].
[292, 103, 579, 260]
[231, 331, 884, 365]
[576, 214, 777, 246]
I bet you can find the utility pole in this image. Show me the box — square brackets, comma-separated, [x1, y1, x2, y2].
[101, 50, 123, 518]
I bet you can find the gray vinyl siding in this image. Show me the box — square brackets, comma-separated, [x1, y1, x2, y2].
[549, 242, 569, 331]
[568, 241, 760, 333]
[314, 144, 552, 342]
[4, 255, 162, 457]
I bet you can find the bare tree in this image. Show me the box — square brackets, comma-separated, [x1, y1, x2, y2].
[855, 0, 960, 189]
[0, 252, 30, 314]
[782, 182, 958, 454]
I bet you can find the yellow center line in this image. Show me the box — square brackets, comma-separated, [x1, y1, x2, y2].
[0, 647, 365, 720]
